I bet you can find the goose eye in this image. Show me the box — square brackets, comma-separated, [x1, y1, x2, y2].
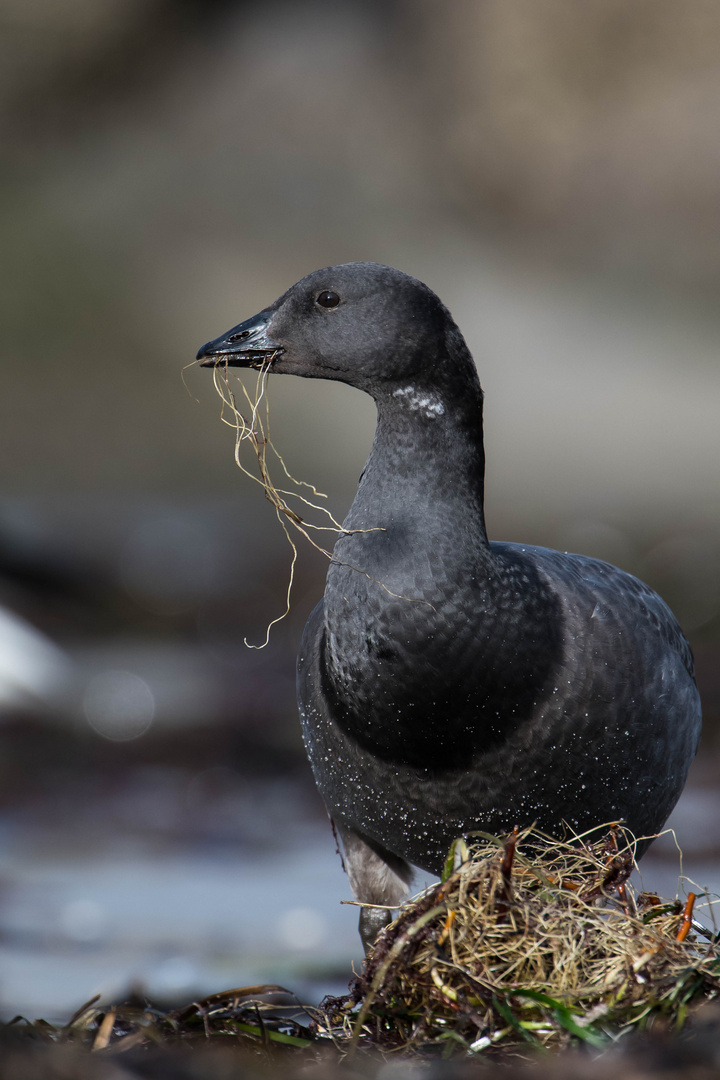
[316, 290, 340, 309]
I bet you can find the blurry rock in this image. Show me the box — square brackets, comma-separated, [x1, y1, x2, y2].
[0, 605, 73, 714]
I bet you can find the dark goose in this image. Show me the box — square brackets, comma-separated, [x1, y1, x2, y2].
[197, 262, 702, 948]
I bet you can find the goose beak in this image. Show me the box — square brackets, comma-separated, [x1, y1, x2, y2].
[196, 310, 283, 369]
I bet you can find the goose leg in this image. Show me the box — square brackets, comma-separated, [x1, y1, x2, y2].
[334, 822, 413, 952]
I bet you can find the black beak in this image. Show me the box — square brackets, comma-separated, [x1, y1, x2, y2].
[196, 310, 283, 368]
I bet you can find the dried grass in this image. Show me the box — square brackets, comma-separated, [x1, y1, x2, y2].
[4, 985, 316, 1055]
[203, 359, 428, 645]
[317, 825, 720, 1057]
[210, 357, 345, 646]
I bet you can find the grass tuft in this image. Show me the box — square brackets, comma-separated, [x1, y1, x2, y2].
[316, 825, 720, 1057]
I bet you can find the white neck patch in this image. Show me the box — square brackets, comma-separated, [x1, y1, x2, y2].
[392, 385, 446, 419]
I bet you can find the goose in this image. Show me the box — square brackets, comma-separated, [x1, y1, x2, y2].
[197, 262, 701, 949]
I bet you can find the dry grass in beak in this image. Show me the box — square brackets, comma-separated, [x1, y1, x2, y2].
[210, 357, 348, 646]
[190, 358, 427, 645]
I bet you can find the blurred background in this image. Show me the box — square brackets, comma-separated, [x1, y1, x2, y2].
[1, 0, 719, 1020]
